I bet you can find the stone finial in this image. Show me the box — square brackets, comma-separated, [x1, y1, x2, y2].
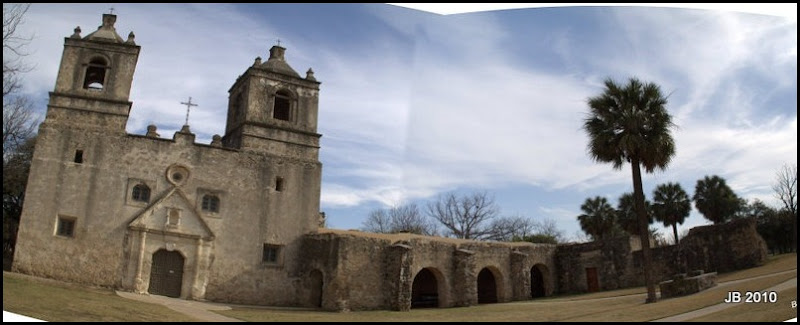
[71, 26, 82, 39]
[146, 124, 160, 138]
[269, 45, 286, 61]
[306, 68, 316, 81]
[102, 13, 117, 29]
[126, 31, 136, 44]
[211, 134, 222, 147]
[180, 124, 192, 134]
[254, 56, 262, 66]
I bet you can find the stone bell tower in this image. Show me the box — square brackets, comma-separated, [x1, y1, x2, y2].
[222, 45, 321, 161]
[45, 13, 140, 133]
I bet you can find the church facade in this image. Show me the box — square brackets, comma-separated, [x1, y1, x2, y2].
[12, 13, 324, 306]
[12, 13, 766, 312]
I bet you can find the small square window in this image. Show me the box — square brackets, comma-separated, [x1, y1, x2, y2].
[202, 195, 220, 213]
[132, 184, 151, 202]
[56, 217, 76, 237]
[276, 177, 285, 192]
[74, 150, 84, 164]
[262, 244, 281, 264]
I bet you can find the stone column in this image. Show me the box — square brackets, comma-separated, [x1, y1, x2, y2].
[510, 250, 529, 301]
[133, 230, 147, 294]
[451, 248, 476, 307]
[384, 243, 413, 311]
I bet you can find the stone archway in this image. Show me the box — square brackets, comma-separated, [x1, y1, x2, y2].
[477, 268, 498, 304]
[530, 264, 548, 298]
[148, 249, 184, 298]
[309, 269, 323, 308]
[412, 268, 440, 308]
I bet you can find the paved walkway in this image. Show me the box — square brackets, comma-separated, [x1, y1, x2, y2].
[115, 291, 242, 322]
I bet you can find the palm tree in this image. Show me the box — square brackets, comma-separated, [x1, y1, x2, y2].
[577, 196, 617, 240]
[693, 175, 740, 224]
[617, 192, 654, 235]
[652, 183, 691, 244]
[584, 77, 676, 303]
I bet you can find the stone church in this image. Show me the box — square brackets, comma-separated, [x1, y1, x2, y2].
[12, 13, 767, 312]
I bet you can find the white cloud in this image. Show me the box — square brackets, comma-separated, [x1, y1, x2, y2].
[14, 5, 796, 235]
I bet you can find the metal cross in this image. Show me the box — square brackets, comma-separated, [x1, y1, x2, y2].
[276, 38, 281, 46]
[180, 97, 198, 126]
[109, 7, 115, 15]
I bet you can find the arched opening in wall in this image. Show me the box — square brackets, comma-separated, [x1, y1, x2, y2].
[411, 268, 439, 308]
[83, 57, 108, 90]
[530, 264, 548, 298]
[273, 90, 291, 121]
[477, 268, 498, 304]
[148, 249, 184, 298]
[309, 269, 323, 308]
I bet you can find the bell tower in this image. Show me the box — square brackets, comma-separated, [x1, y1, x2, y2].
[45, 13, 140, 132]
[222, 45, 321, 160]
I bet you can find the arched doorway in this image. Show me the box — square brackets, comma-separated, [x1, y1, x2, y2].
[412, 268, 439, 308]
[148, 249, 184, 298]
[530, 264, 547, 298]
[477, 268, 498, 304]
[309, 269, 323, 308]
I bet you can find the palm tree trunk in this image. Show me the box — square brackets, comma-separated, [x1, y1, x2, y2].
[672, 223, 679, 245]
[631, 158, 657, 303]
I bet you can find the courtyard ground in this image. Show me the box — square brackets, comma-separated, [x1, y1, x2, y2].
[2, 253, 796, 322]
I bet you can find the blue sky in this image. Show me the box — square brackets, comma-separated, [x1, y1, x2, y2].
[14, 4, 797, 241]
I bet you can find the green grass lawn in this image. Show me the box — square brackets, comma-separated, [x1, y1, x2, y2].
[2, 272, 201, 322]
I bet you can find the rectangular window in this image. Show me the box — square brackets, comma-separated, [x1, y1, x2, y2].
[276, 177, 284, 192]
[273, 96, 291, 121]
[74, 150, 84, 164]
[56, 217, 76, 237]
[262, 244, 280, 264]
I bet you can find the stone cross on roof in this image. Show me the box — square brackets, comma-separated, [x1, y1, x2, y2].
[180, 97, 198, 126]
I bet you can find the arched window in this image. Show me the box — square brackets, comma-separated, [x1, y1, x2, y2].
[201, 195, 220, 213]
[273, 90, 292, 121]
[132, 184, 151, 202]
[83, 57, 108, 90]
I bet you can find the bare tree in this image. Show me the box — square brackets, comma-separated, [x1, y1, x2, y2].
[426, 191, 499, 240]
[533, 218, 565, 243]
[487, 215, 535, 241]
[4, 3, 32, 97]
[773, 163, 797, 252]
[361, 203, 437, 236]
[3, 96, 34, 154]
[3, 3, 35, 155]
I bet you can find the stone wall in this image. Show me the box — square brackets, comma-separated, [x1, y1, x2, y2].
[300, 230, 557, 311]
[680, 218, 768, 273]
[554, 236, 640, 294]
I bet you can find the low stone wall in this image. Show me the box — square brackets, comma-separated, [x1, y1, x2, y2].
[659, 271, 717, 299]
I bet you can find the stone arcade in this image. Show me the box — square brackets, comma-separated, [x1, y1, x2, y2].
[12, 14, 767, 312]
